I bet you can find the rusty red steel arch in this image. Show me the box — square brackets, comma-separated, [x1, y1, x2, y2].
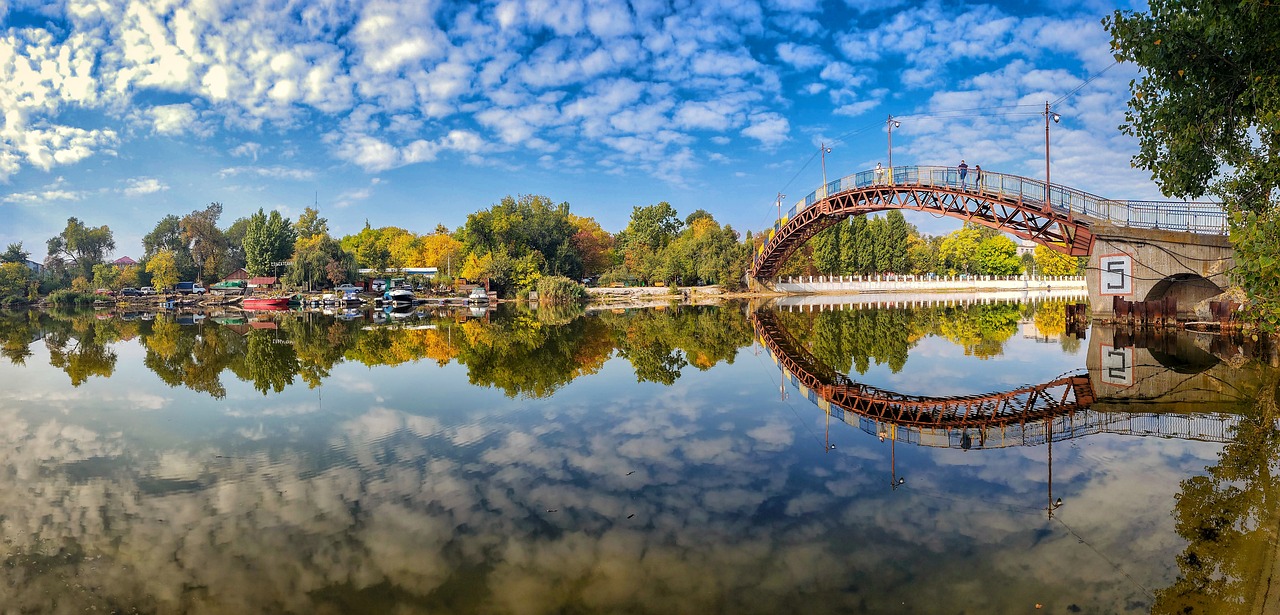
[750, 309, 1095, 431]
[751, 166, 1095, 280]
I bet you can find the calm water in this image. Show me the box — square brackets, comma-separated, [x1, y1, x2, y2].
[0, 300, 1276, 614]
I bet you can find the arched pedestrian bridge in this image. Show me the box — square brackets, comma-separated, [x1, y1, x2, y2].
[750, 309, 1243, 450]
[751, 166, 1233, 318]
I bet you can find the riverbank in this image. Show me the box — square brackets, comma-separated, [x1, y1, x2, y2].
[585, 277, 1086, 308]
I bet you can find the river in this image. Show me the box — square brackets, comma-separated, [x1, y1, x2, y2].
[0, 300, 1275, 614]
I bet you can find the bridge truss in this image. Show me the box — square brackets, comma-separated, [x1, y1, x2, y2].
[749, 309, 1237, 449]
[749, 165, 1227, 281]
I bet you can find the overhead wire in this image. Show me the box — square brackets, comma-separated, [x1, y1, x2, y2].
[765, 58, 1127, 224]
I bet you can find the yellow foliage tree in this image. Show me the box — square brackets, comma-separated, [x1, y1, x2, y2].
[118, 264, 141, 288]
[147, 249, 179, 291]
[0, 262, 29, 297]
[459, 252, 492, 282]
[1033, 244, 1078, 276]
[388, 230, 420, 268]
[419, 232, 462, 272]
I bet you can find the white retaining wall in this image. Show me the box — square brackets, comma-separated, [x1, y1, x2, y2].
[771, 275, 1086, 295]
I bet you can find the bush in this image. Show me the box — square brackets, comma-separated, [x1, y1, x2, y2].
[535, 275, 587, 304]
[47, 290, 97, 305]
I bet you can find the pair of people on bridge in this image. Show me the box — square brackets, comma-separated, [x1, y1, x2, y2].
[958, 160, 982, 189]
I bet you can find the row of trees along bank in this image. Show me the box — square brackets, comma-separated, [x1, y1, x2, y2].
[1, 197, 1087, 306]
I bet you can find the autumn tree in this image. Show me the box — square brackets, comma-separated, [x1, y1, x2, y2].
[419, 229, 462, 275]
[0, 262, 29, 298]
[1033, 244, 1078, 276]
[147, 249, 179, 291]
[568, 214, 615, 278]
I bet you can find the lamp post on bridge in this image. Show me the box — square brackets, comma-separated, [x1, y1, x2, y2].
[886, 115, 901, 183]
[1044, 102, 1061, 215]
[820, 142, 832, 197]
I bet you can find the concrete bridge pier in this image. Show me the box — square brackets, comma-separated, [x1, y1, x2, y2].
[1085, 222, 1234, 319]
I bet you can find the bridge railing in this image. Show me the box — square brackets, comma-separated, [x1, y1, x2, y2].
[763, 166, 1228, 250]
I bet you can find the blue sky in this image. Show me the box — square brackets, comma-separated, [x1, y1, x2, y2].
[0, 0, 1156, 261]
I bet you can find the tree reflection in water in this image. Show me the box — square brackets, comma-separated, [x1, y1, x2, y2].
[0, 302, 1277, 612]
[1155, 374, 1280, 614]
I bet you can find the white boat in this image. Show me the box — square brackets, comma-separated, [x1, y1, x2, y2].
[467, 287, 489, 304]
[383, 288, 414, 304]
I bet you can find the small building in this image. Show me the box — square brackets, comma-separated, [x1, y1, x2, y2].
[248, 276, 280, 290]
[24, 259, 43, 274]
[112, 256, 137, 267]
[1016, 240, 1037, 257]
[224, 268, 250, 282]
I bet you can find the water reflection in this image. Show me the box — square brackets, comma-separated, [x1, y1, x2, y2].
[0, 302, 1276, 613]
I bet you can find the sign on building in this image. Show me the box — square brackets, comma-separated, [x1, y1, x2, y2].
[1098, 254, 1132, 296]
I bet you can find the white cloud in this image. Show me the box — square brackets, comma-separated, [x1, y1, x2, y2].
[149, 103, 200, 135]
[776, 42, 827, 70]
[741, 113, 790, 147]
[217, 166, 316, 181]
[122, 177, 168, 196]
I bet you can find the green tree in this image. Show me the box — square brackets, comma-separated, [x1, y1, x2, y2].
[243, 209, 295, 276]
[461, 194, 581, 283]
[809, 223, 844, 275]
[182, 202, 227, 283]
[882, 211, 912, 274]
[223, 216, 251, 273]
[91, 263, 120, 289]
[1106, 3, 1280, 331]
[1, 242, 30, 263]
[142, 215, 198, 281]
[294, 206, 329, 240]
[938, 225, 982, 275]
[45, 217, 115, 278]
[974, 235, 1022, 275]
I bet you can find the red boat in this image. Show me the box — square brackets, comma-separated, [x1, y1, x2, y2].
[242, 297, 290, 310]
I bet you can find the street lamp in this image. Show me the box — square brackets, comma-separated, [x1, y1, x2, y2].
[820, 142, 832, 197]
[886, 114, 901, 182]
[1044, 102, 1061, 211]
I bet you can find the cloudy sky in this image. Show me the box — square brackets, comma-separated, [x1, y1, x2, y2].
[0, 0, 1156, 260]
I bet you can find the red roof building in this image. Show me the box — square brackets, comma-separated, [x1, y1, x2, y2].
[225, 268, 249, 281]
[248, 276, 279, 288]
[112, 256, 137, 267]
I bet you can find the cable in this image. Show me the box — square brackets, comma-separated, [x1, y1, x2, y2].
[1052, 61, 1121, 107]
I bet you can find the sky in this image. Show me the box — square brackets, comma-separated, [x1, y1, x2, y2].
[0, 0, 1159, 262]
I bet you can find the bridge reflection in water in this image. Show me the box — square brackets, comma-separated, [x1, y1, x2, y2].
[749, 309, 1242, 452]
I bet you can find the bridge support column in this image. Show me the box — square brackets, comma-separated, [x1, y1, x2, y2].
[1084, 222, 1234, 319]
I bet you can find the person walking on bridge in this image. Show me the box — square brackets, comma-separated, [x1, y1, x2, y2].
[974, 164, 982, 190]
[958, 159, 968, 188]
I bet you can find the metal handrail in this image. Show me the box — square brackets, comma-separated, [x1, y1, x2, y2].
[760, 166, 1228, 254]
